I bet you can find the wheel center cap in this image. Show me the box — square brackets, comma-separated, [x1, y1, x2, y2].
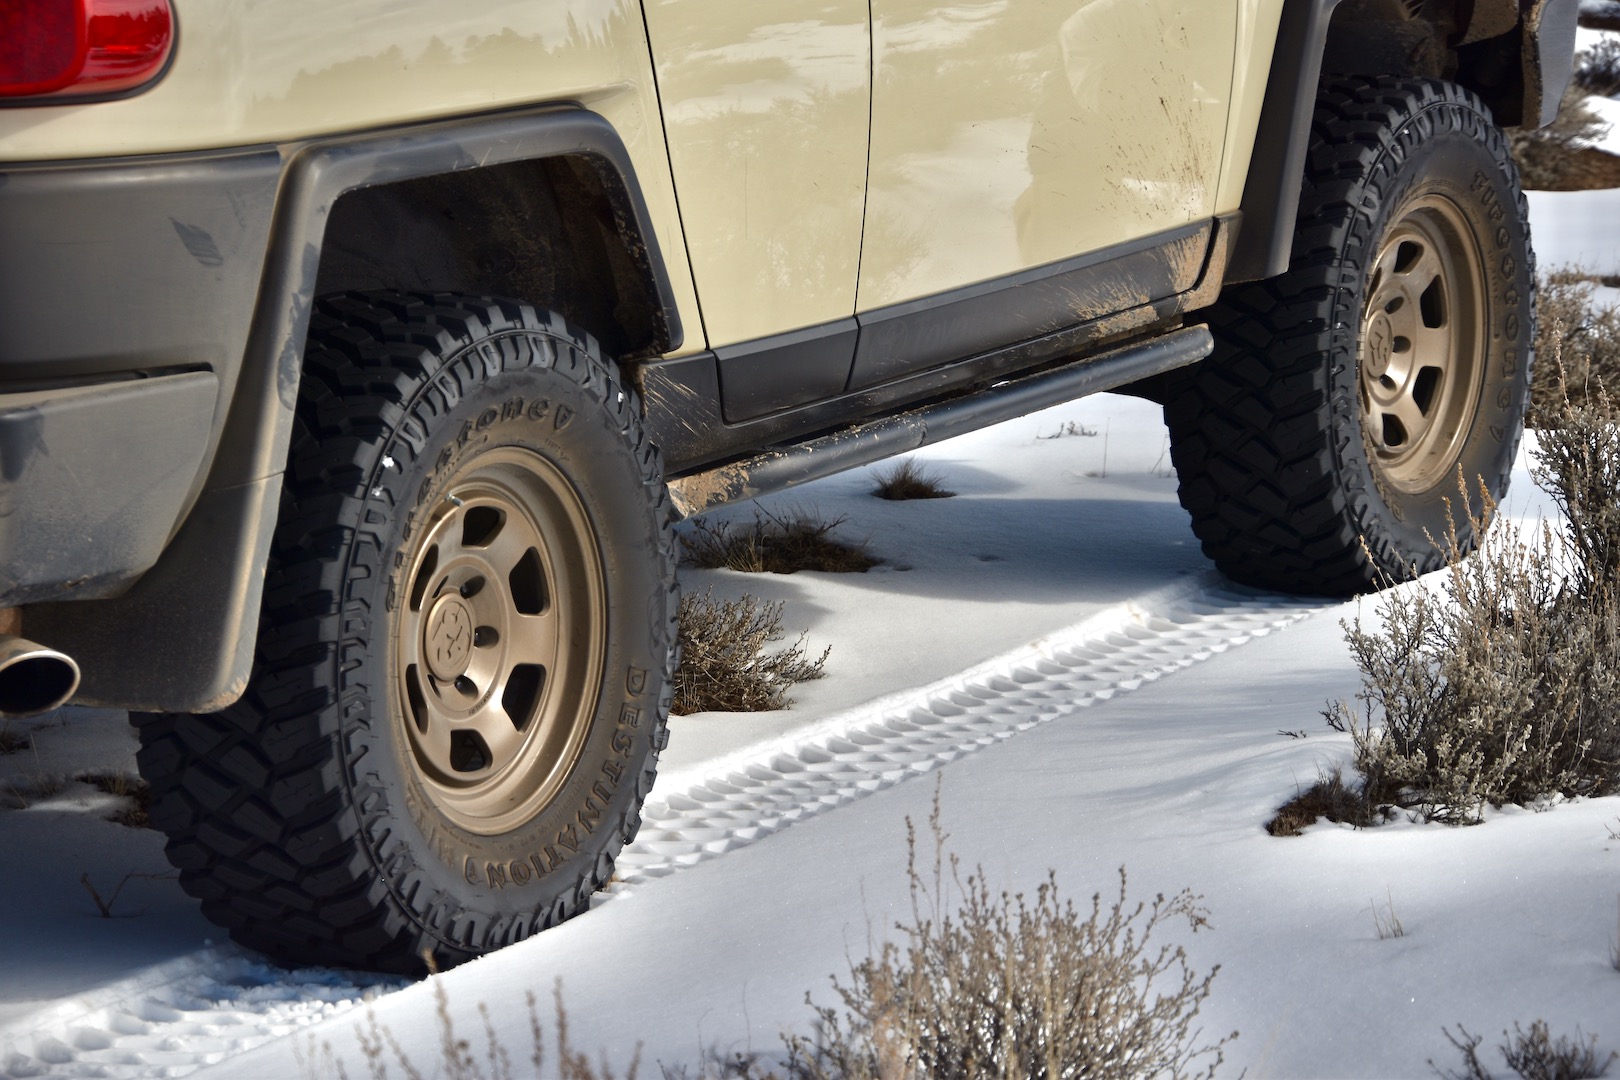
[1367, 313, 1395, 376]
[425, 594, 476, 681]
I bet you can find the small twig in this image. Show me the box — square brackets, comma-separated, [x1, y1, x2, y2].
[79, 870, 175, 918]
[1152, 433, 1173, 477]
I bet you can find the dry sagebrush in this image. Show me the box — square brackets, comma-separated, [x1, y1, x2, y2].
[1435, 1020, 1616, 1080]
[1320, 360, 1620, 825]
[788, 797, 1234, 1080]
[674, 589, 829, 714]
[1530, 273, 1620, 426]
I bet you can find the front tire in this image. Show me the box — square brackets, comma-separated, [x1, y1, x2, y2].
[135, 293, 676, 972]
[1166, 77, 1534, 595]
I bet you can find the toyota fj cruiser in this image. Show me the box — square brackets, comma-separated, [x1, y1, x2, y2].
[0, 0, 1579, 970]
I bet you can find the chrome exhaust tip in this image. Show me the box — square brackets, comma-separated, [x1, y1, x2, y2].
[0, 634, 81, 719]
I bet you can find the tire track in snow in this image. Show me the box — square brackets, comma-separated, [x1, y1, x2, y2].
[611, 575, 1325, 887]
[0, 949, 401, 1079]
[0, 576, 1326, 1079]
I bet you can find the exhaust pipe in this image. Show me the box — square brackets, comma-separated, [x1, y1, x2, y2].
[0, 635, 81, 719]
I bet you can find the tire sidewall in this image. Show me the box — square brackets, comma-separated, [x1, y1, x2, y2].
[1326, 94, 1533, 575]
[342, 324, 668, 949]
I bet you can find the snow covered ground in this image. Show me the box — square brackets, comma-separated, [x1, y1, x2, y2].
[1, 173, 1618, 1080]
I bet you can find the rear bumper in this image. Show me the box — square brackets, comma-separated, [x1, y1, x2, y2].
[0, 147, 281, 608]
[0, 371, 217, 604]
[0, 146, 282, 709]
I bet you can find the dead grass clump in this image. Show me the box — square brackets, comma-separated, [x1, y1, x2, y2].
[1037, 420, 1098, 440]
[0, 724, 29, 755]
[1371, 890, 1405, 941]
[0, 772, 65, 810]
[1435, 1020, 1615, 1080]
[786, 794, 1234, 1080]
[682, 510, 877, 575]
[1530, 272, 1620, 425]
[1324, 362, 1620, 824]
[1266, 767, 1381, 836]
[674, 589, 829, 714]
[300, 980, 646, 1080]
[77, 771, 152, 828]
[870, 459, 955, 501]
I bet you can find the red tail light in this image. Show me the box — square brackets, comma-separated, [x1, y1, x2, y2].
[0, 0, 175, 100]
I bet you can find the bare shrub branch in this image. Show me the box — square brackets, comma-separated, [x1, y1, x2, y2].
[1319, 349, 1620, 822]
[1434, 1020, 1616, 1080]
[1531, 273, 1620, 426]
[1575, 36, 1620, 96]
[787, 786, 1234, 1080]
[674, 589, 829, 714]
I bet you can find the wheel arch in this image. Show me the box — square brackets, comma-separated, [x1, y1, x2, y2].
[32, 106, 685, 714]
[313, 148, 678, 366]
[1227, 0, 1578, 283]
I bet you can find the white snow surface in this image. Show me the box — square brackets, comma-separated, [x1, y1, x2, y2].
[2, 191, 1618, 1080]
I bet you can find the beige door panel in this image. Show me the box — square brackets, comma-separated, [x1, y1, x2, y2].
[1218, 0, 1288, 215]
[859, 0, 1240, 312]
[641, 0, 871, 348]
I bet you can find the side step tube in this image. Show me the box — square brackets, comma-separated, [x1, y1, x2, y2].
[668, 325, 1212, 518]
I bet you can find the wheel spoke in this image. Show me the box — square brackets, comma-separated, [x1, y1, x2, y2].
[476, 517, 540, 577]
[399, 614, 423, 672]
[1397, 243, 1444, 295]
[1412, 322, 1453, 368]
[430, 504, 472, 566]
[507, 611, 561, 663]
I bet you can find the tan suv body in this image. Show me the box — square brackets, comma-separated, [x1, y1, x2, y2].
[0, 0, 1579, 969]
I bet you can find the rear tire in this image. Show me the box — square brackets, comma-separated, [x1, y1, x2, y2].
[1166, 77, 1534, 595]
[134, 292, 676, 972]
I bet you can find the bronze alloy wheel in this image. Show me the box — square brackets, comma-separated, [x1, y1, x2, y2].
[135, 294, 676, 972]
[395, 447, 607, 836]
[1358, 194, 1488, 495]
[1164, 76, 1533, 594]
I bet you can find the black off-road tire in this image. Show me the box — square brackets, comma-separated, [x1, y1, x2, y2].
[134, 292, 677, 973]
[1166, 76, 1534, 595]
